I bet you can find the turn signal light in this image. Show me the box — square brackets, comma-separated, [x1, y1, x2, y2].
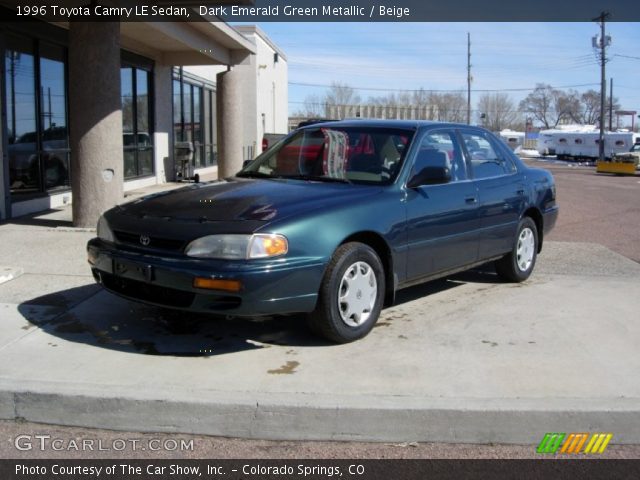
[193, 277, 242, 293]
[260, 236, 287, 257]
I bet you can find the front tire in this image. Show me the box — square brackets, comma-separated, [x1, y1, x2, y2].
[308, 242, 385, 343]
[495, 217, 538, 282]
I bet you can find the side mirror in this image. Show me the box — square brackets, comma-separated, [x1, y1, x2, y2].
[242, 159, 253, 168]
[407, 166, 451, 189]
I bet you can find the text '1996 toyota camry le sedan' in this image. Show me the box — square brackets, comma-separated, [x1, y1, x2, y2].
[87, 120, 558, 343]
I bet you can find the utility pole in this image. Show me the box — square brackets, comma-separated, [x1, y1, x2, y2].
[609, 78, 613, 131]
[467, 32, 471, 125]
[594, 11, 610, 162]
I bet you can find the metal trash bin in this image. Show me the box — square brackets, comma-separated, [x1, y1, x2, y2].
[175, 141, 199, 182]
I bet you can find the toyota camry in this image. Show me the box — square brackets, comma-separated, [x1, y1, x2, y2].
[87, 120, 558, 343]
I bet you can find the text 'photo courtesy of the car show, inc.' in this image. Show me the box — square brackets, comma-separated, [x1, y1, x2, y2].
[0, 0, 639, 479]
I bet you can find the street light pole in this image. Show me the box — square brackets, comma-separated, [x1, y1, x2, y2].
[467, 32, 471, 125]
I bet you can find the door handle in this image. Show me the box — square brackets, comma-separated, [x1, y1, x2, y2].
[465, 196, 477, 204]
[516, 189, 525, 196]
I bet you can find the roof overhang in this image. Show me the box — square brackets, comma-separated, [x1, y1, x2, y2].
[120, 17, 255, 65]
[0, 0, 256, 66]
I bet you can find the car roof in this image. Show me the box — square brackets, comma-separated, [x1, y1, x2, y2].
[297, 118, 478, 131]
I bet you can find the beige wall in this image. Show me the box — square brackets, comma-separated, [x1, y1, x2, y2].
[183, 26, 288, 159]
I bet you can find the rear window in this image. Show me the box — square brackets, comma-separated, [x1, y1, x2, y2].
[242, 126, 414, 185]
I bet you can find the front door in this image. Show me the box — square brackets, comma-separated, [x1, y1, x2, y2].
[405, 129, 479, 281]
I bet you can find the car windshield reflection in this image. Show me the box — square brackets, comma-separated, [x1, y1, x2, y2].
[241, 126, 413, 185]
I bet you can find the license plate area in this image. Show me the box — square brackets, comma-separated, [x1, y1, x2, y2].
[113, 258, 155, 282]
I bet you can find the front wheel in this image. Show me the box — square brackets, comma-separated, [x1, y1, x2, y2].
[495, 217, 538, 282]
[308, 242, 385, 343]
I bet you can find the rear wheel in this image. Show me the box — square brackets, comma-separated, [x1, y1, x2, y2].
[495, 217, 538, 282]
[308, 242, 385, 343]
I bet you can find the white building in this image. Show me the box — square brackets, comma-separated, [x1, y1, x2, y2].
[183, 25, 288, 161]
[0, 3, 289, 224]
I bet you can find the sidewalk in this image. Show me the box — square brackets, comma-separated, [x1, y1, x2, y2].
[0, 190, 639, 443]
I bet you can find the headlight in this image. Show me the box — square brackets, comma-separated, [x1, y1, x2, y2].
[97, 215, 115, 242]
[185, 234, 288, 260]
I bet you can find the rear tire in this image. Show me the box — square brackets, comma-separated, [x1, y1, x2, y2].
[495, 217, 538, 282]
[308, 242, 385, 343]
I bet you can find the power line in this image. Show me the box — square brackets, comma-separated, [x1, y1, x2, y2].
[288, 81, 600, 93]
[287, 100, 640, 114]
[614, 54, 640, 61]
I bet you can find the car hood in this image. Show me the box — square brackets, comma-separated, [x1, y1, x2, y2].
[107, 178, 381, 238]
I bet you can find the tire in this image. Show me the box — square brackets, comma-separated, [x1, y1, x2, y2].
[308, 242, 385, 343]
[495, 217, 538, 282]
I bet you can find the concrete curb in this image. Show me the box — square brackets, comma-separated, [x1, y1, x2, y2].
[1, 383, 639, 443]
[1, 241, 638, 444]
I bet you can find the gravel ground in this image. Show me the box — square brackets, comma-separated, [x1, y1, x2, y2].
[524, 158, 640, 263]
[2, 420, 639, 459]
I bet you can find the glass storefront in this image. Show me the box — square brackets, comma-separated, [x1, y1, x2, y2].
[173, 69, 216, 170]
[5, 34, 70, 195]
[3, 28, 156, 202]
[121, 65, 153, 179]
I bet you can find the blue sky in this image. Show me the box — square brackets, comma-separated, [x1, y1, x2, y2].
[255, 22, 640, 121]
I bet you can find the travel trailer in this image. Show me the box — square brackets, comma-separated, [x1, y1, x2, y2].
[536, 125, 638, 160]
[498, 129, 525, 151]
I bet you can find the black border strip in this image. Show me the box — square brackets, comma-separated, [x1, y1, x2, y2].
[2, 1, 640, 22]
[2, 459, 640, 480]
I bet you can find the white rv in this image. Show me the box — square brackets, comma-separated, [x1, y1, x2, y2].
[536, 130, 559, 156]
[557, 131, 639, 160]
[536, 125, 638, 160]
[498, 129, 525, 151]
[536, 125, 595, 156]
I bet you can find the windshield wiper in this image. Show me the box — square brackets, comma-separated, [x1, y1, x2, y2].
[281, 174, 351, 184]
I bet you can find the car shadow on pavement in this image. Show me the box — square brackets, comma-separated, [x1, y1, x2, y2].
[18, 264, 501, 357]
[393, 263, 500, 306]
[18, 286, 330, 357]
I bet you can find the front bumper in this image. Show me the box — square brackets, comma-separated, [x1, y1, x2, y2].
[87, 238, 325, 316]
[542, 204, 559, 237]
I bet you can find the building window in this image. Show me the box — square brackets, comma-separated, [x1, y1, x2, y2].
[5, 34, 70, 195]
[204, 89, 217, 166]
[173, 69, 216, 170]
[121, 65, 153, 179]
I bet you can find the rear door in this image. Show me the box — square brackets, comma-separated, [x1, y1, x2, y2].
[405, 129, 479, 281]
[459, 128, 526, 260]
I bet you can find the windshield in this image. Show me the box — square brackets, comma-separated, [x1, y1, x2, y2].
[240, 126, 414, 185]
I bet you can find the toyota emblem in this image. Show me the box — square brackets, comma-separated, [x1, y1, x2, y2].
[139, 235, 151, 246]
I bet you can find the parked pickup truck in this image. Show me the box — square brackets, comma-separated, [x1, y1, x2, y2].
[612, 141, 640, 167]
[262, 119, 337, 153]
[261, 133, 287, 153]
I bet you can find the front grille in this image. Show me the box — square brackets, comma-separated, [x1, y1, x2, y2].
[100, 272, 195, 308]
[114, 231, 185, 252]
